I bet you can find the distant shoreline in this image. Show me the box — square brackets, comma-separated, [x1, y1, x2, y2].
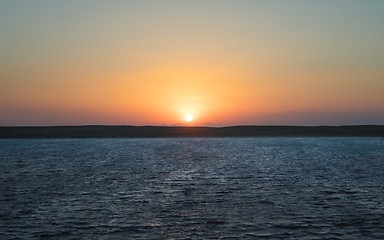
[1, 125, 384, 138]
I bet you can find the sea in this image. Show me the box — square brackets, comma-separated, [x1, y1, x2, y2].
[1, 137, 384, 239]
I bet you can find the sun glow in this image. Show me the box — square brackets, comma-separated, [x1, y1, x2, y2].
[184, 114, 193, 122]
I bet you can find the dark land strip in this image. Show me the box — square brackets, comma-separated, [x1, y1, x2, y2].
[0, 125, 383, 138]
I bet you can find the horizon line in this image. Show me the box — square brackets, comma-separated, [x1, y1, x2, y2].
[1, 124, 383, 128]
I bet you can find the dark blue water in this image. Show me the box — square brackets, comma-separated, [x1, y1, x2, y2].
[1, 138, 384, 239]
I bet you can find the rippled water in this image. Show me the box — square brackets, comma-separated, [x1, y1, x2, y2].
[1, 138, 384, 239]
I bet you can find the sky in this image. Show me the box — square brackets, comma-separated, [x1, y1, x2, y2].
[1, 0, 384, 126]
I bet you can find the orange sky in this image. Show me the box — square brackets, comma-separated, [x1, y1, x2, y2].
[1, 1, 384, 126]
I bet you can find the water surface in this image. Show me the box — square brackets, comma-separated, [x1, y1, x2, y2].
[1, 138, 384, 239]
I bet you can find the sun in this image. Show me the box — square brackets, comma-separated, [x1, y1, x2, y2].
[184, 114, 193, 122]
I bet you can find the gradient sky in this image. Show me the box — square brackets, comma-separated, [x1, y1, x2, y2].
[1, 0, 384, 126]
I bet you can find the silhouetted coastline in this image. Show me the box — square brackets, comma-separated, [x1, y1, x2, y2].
[1, 125, 383, 138]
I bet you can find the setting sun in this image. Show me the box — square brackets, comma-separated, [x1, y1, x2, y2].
[184, 114, 193, 122]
